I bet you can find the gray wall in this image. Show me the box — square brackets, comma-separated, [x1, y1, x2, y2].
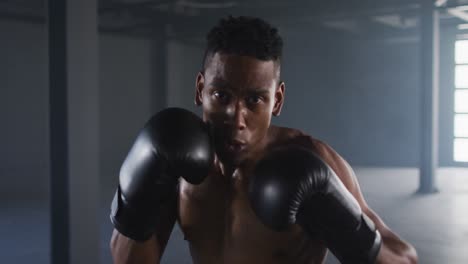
[99, 34, 155, 203]
[1, 21, 50, 200]
[167, 40, 204, 116]
[277, 32, 421, 166]
[0, 20, 156, 200]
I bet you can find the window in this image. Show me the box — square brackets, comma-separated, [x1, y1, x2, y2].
[454, 40, 468, 162]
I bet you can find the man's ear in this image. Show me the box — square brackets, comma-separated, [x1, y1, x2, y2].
[272, 81, 285, 116]
[195, 72, 205, 106]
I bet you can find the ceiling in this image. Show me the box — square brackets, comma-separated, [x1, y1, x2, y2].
[2, 0, 468, 41]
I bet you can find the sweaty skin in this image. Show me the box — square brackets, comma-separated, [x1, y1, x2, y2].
[110, 53, 417, 264]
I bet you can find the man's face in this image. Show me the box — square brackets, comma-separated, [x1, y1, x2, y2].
[195, 52, 284, 165]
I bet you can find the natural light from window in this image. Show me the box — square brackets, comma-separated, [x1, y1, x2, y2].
[454, 40, 468, 162]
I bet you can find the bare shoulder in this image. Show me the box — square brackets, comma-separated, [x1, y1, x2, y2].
[268, 125, 334, 152]
[266, 125, 314, 148]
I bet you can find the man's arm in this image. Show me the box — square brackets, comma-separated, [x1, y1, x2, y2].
[110, 196, 177, 264]
[315, 141, 418, 264]
[109, 108, 213, 264]
[364, 207, 418, 264]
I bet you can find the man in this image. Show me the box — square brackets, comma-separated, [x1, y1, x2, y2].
[110, 16, 418, 264]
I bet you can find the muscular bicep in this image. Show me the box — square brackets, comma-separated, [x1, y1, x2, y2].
[110, 196, 177, 264]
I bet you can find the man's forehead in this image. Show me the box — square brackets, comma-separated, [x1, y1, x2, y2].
[210, 76, 273, 93]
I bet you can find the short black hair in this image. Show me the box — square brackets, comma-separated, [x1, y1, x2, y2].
[202, 16, 283, 70]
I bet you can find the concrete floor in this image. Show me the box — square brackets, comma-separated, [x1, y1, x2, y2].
[1, 167, 467, 264]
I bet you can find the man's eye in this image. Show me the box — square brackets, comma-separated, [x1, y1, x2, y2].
[214, 91, 229, 102]
[247, 96, 262, 104]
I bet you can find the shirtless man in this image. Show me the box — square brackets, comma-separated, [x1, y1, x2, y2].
[109, 16, 418, 264]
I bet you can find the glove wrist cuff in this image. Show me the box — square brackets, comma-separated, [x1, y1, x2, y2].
[110, 187, 156, 242]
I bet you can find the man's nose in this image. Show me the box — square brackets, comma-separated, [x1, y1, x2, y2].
[226, 100, 247, 130]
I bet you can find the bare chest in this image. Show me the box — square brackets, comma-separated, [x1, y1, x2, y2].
[177, 172, 327, 264]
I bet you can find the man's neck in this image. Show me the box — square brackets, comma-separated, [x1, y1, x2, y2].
[216, 157, 243, 179]
[215, 151, 263, 182]
[216, 129, 272, 180]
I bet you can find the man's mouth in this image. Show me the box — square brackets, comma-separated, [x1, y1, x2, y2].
[224, 139, 247, 153]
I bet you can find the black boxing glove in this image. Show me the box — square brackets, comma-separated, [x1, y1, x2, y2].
[110, 108, 214, 241]
[249, 146, 381, 264]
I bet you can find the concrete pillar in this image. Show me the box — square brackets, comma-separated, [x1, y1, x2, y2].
[419, 0, 440, 194]
[48, 0, 100, 263]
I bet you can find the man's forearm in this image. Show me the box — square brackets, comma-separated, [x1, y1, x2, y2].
[376, 230, 418, 264]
